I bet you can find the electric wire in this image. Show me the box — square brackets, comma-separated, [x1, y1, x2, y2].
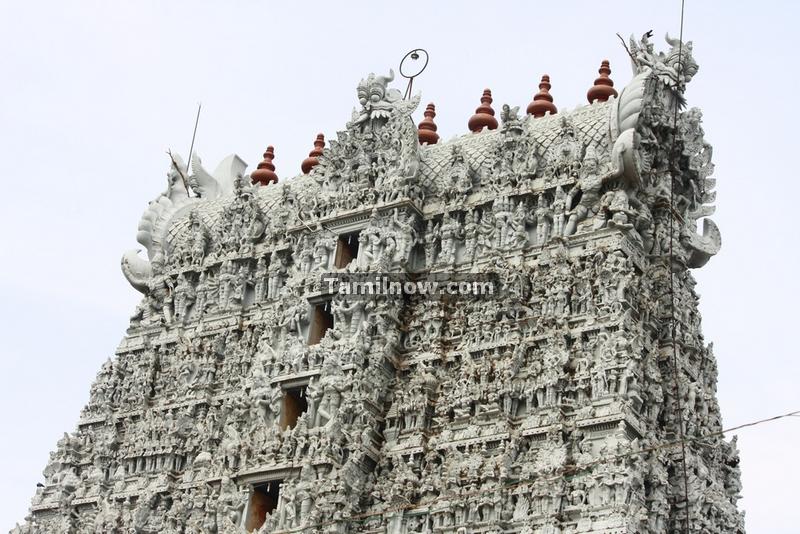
[249, 408, 798, 531]
[666, 1, 690, 532]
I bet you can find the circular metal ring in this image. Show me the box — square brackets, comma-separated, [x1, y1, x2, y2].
[400, 48, 429, 79]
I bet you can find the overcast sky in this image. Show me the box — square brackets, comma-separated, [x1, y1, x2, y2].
[1, 1, 798, 531]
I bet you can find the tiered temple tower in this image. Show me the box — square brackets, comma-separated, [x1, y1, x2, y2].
[14, 34, 744, 534]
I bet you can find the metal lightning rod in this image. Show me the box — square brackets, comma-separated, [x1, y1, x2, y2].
[185, 102, 202, 195]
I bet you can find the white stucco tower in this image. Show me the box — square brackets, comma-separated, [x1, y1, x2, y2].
[14, 34, 743, 534]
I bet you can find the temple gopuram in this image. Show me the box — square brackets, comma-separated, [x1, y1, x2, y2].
[13, 33, 744, 534]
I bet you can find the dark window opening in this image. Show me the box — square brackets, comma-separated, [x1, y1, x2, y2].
[280, 386, 308, 430]
[245, 479, 282, 532]
[334, 231, 360, 269]
[308, 301, 333, 345]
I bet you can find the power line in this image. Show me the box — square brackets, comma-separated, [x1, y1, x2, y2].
[667, 0, 690, 531]
[248, 408, 797, 531]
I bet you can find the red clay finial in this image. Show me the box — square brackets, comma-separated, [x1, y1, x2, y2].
[468, 89, 498, 133]
[418, 103, 440, 145]
[301, 134, 325, 174]
[251, 146, 278, 186]
[587, 59, 618, 103]
[527, 75, 558, 118]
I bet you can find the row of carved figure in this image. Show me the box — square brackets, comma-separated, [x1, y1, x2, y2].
[22, 416, 741, 534]
[162, 172, 646, 283]
[29, 276, 738, 534]
[121, 29, 719, 304]
[52, 329, 731, 529]
[136, 229, 648, 337]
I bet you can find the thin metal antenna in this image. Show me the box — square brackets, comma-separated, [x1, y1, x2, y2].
[666, 2, 691, 533]
[186, 103, 202, 180]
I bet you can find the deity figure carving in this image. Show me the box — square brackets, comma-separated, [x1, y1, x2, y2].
[25, 38, 743, 534]
[447, 145, 473, 202]
[267, 251, 287, 299]
[546, 117, 583, 179]
[313, 358, 347, 428]
[423, 219, 440, 268]
[535, 195, 553, 245]
[629, 32, 699, 88]
[438, 212, 463, 267]
[564, 145, 624, 236]
[391, 208, 418, 267]
[172, 273, 196, 323]
[462, 209, 481, 264]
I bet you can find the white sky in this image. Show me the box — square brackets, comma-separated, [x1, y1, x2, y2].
[0, 1, 798, 531]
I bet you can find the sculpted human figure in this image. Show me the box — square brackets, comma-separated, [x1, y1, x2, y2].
[232, 261, 250, 310]
[438, 212, 462, 267]
[354, 151, 373, 189]
[357, 210, 383, 268]
[187, 212, 209, 267]
[252, 383, 282, 428]
[551, 185, 566, 237]
[423, 219, 440, 268]
[462, 209, 480, 264]
[314, 358, 346, 428]
[253, 257, 268, 302]
[524, 140, 540, 181]
[628, 31, 658, 73]
[506, 199, 531, 249]
[494, 142, 520, 187]
[564, 145, 623, 236]
[277, 298, 307, 349]
[217, 260, 237, 311]
[215, 476, 244, 531]
[548, 118, 582, 179]
[376, 234, 397, 270]
[192, 272, 210, 319]
[605, 189, 636, 230]
[535, 195, 553, 245]
[313, 229, 336, 272]
[332, 297, 368, 340]
[392, 208, 417, 266]
[476, 209, 495, 257]
[450, 145, 473, 201]
[267, 251, 286, 299]
[491, 206, 508, 250]
[146, 266, 172, 325]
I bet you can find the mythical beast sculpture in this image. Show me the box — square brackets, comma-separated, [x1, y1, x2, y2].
[121, 153, 246, 293]
[614, 32, 720, 267]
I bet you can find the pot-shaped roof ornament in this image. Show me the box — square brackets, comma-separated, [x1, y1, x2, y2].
[468, 89, 498, 133]
[251, 146, 278, 186]
[527, 75, 558, 118]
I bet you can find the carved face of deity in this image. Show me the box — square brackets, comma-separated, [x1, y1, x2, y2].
[583, 157, 598, 174]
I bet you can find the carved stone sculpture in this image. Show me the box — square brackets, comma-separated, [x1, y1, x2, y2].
[17, 35, 741, 534]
